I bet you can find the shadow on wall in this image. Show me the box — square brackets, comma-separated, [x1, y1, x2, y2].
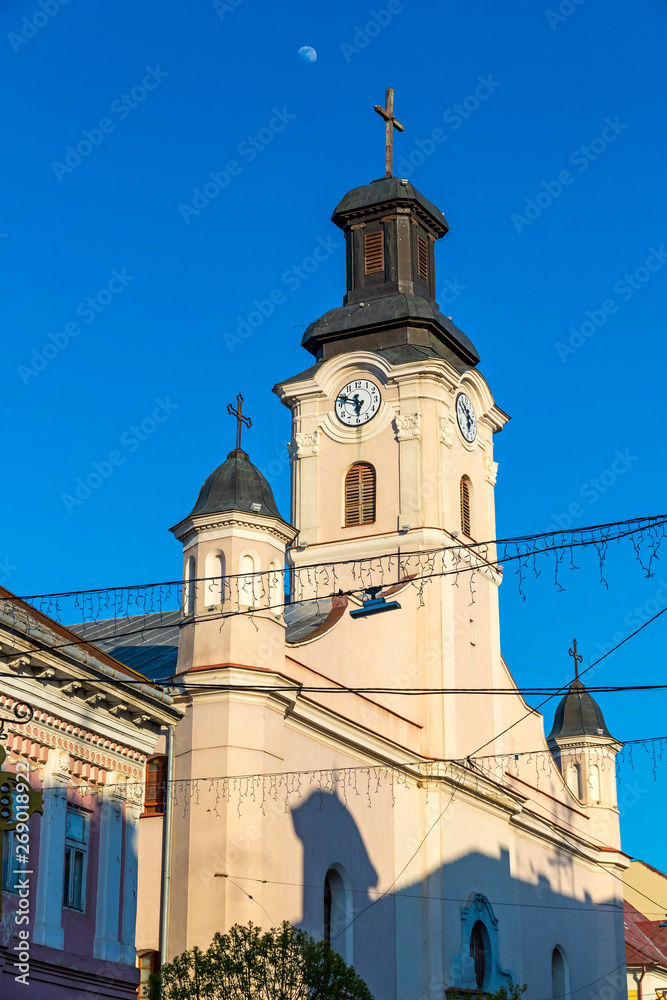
[291, 790, 625, 1000]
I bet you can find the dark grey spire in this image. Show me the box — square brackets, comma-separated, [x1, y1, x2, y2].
[547, 680, 615, 741]
[188, 449, 287, 523]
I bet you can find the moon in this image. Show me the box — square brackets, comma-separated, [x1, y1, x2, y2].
[298, 46, 317, 63]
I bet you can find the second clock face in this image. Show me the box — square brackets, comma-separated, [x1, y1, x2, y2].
[456, 392, 477, 443]
[335, 379, 381, 426]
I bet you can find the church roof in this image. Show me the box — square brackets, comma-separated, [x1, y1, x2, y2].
[547, 679, 615, 741]
[301, 293, 479, 367]
[188, 448, 287, 522]
[332, 176, 449, 233]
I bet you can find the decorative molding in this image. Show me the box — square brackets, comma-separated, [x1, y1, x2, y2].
[484, 458, 499, 486]
[440, 418, 454, 448]
[395, 412, 422, 441]
[349, 222, 366, 231]
[294, 430, 320, 458]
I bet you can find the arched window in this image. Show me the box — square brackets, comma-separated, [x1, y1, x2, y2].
[460, 476, 472, 537]
[589, 764, 601, 802]
[567, 762, 583, 799]
[205, 550, 225, 606]
[184, 556, 196, 615]
[269, 561, 281, 612]
[344, 463, 376, 527]
[552, 947, 570, 1000]
[138, 951, 161, 998]
[323, 867, 352, 964]
[239, 554, 258, 607]
[470, 921, 487, 990]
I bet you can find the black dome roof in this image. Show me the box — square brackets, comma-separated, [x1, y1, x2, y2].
[547, 680, 614, 741]
[189, 449, 287, 522]
[332, 176, 448, 233]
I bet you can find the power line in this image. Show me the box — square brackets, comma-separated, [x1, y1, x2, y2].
[468, 602, 667, 758]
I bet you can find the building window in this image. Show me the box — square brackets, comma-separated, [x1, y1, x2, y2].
[567, 762, 583, 799]
[240, 553, 259, 607]
[460, 476, 472, 537]
[184, 555, 196, 615]
[144, 756, 167, 815]
[323, 867, 352, 964]
[63, 807, 88, 911]
[205, 550, 225, 606]
[344, 463, 376, 527]
[138, 951, 160, 998]
[589, 764, 601, 802]
[417, 235, 429, 280]
[324, 873, 332, 944]
[552, 947, 570, 1000]
[470, 921, 486, 989]
[2, 827, 17, 892]
[364, 231, 384, 274]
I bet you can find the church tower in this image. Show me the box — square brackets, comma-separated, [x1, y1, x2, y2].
[274, 93, 509, 760]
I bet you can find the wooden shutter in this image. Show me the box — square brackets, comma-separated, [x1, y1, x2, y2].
[417, 236, 429, 280]
[460, 477, 471, 536]
[345, 463, 376, 526]
[364, 231, 384, 274]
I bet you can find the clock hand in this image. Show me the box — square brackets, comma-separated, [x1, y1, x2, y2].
[353, 394, 363, 415]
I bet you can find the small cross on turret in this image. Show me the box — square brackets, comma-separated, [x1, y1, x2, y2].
[569, 638, 583, 680]
[374, 87, 405, 177]
[226, 393, 252, 451]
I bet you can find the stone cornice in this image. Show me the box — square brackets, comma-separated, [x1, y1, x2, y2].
[172, 511, 296, 546]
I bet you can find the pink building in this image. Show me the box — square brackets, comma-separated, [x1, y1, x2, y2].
[0, 586, 182, 999]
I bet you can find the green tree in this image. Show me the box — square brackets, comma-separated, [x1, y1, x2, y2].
[149, 920, 374, 1000]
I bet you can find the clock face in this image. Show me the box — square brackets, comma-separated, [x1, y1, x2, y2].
[335, 379, 382, 426]
[456, 392, 477, 443]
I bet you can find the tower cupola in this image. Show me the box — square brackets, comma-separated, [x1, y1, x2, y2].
[547, 643, 621, 839]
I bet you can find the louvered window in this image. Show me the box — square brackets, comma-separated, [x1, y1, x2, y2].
[364, 231, 384, 274]
[345, 463, 376, 526]
[460, 477, 471, 537]
[417, 235, 429, 280]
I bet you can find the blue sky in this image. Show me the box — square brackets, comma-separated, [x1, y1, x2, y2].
[3, 0, 667, 869]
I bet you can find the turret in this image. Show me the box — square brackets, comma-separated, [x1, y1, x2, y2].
[547, 676, 622, 845]
[170, 445, 297, 674]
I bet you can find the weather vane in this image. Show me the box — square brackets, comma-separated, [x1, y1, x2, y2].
[569, 638, 583, 680]
[374, 87, 404, 177]
[227, 393, 252, 450]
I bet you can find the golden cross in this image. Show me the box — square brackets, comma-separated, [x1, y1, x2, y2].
[569, 638, 583, 679]
[226, 393, 252, 451]
[374, 87, 405, 177]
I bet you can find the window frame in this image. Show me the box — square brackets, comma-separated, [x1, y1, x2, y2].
[344, 462, 376, 528]
[63, 806, 89, 912]
[144, 755, 167, 816]
[460, 476, 472, 537]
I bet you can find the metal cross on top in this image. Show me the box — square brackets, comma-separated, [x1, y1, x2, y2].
[569, 638, 583, 680]
[227, 393, 252, 450]
[374, 87, 405, 177]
